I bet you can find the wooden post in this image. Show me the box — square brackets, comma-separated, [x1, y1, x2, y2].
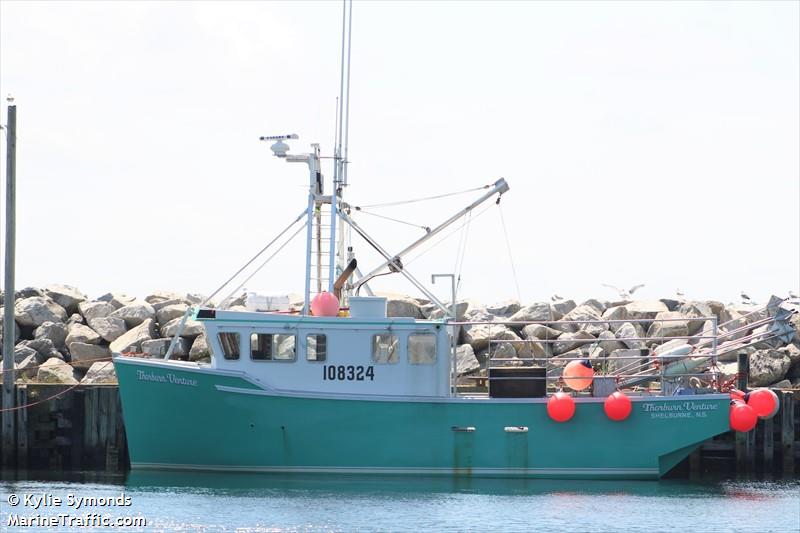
[2, 103, 17, 468]
[762, 415, 774, 474]
[781, 391, 795, 476]
[734, 351, 754, 474]
[15, 384, 27, 469]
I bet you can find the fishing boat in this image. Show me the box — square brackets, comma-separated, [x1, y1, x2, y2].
[113, 2, 796, 480]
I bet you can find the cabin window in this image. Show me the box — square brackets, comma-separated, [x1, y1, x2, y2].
[372, 334, 398, 364]
[250, 333, 296, 361]
[218, 332, 240, 360]
[306, 334, 327, 362]
[408, 333, 436, 364]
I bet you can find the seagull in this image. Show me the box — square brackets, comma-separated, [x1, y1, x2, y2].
[740, 292, 756, 305]
[676, 288, 685, 299]
[601, 283, 645, 300]
[551, 294, 564, 302]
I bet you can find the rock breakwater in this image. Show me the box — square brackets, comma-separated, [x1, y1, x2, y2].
[1, 285, 798, 390]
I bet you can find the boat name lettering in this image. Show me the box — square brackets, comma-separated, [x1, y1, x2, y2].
[322, 365, 375, 381]
[641, 401, 719, 419]
[136, 370, 198, 387]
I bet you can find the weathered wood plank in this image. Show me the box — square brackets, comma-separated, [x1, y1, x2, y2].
[781, 391, 795, 476]
[15, 385, 28, 469]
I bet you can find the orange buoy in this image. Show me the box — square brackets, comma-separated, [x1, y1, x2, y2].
[729, 401, 757, 432]
[310, 292, 340, 317]
[746, 388, 780, 419]
[563, 359, 594, 391]
[604, 391, 632, 421]
[547, 392, 576, 422]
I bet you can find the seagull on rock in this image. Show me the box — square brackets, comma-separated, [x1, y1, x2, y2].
[740, 292, 756, 305]
[602, 283, 645, 300]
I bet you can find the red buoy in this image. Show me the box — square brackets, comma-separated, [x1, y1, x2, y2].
[745, 388, 780, 420]
[310, 292, 339, 317]
[563, 360, 594, 391]
[604, 391, 632, 421]
[729, 401, 757, 432]
[547, 392, 576, 422]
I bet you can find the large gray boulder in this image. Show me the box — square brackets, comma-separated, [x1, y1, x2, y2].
[425, 300, 470, 320]
[550, 299, 577, 317]
[88, 317, 127, 343]
[78, 301, 116, 322]
[749, 349, 792, 387]
[25, 338, 63, 361]
[141, 338, 189, 359]
[80, 361, 117, 384]
[580, 299, 608, 315]
[552, 305, 601, 333]
[33, 321, 68, 350]
[156, 303, 190, 325]
[596, 330, 626, 355]
[14, 297, 67, 327]
[462, 323, 519, 351]
[624, 300, 668, 322]
[96, 292, 136, 310]
[486, 300, 521, 317]
[189, 334, 211, 361]
[520, 323, 562, 340]
[10, 344, 38, 364]
[552, 330, 595, 356]
[615, 322, 647, 350]
[509, 303, 562, 324]
[602, 305, 628, 332]
[160, 317, 204, 338]
[65, 323, 101, 346]
[69, 342, 111, 370]
[607, 348, 648, 374]
[44, 284, 87, 313]
[110, 318, 156, 354]
[15, 354, 39, 381]
[647, 311, 689, 343]
[456, 344, 480, 375]
[110, 301, 156, 327]
[679, 301, 716, 335]
[386, 296, 423, 319]
[36, 358, 79, 384]
[145, 291, 185, 305]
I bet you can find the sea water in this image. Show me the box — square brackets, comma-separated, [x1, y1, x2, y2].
[1, 471, 798, 532]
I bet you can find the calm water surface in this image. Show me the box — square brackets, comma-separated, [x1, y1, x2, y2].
[1, 471, 798, 532]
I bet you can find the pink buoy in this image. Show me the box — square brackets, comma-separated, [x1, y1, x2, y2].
[604, 391, 632, 421]
[547, 392, 576, 422]
[563, 359, 594, 391]
[746, 388, 780, 419]
[310, 292, 340, 317]
[729, 401, 757, 432]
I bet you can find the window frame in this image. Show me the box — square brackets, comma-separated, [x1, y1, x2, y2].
[306, 333, 327, 362]
[218, 332, 241, 361]
[371, 333, 398, 364]
[249, 332, 297, 362]
[408, 332, 437, 365]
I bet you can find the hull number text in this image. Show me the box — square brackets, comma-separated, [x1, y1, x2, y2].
[323, 365, 375, 381]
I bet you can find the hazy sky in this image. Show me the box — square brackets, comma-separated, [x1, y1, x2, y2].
[1, 1, 798, 306]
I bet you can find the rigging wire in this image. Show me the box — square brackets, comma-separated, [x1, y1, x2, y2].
[453, 209, 473, 295]
[218, 220, 309, 307]
[403, 202, 495, 268]
[498, 202, 522, 303]
[203, 209, 308, 306]
[352, 207, 431, 232]
[355, 184, 491, 209]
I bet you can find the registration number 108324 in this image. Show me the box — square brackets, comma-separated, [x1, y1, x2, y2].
[322, 365, 375, 381]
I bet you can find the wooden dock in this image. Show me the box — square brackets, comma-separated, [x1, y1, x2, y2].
[0, 385, 797, 476]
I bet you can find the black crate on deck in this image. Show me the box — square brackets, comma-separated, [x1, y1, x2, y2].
[488, 367, 546, 398]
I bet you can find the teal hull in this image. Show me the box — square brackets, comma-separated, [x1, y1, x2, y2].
[114, 358, 731, 480]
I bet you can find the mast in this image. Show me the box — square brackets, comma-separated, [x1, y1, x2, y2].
[330, 0, 354, 299]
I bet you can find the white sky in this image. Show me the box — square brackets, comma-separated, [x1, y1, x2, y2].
[1, 1, 798, 306]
